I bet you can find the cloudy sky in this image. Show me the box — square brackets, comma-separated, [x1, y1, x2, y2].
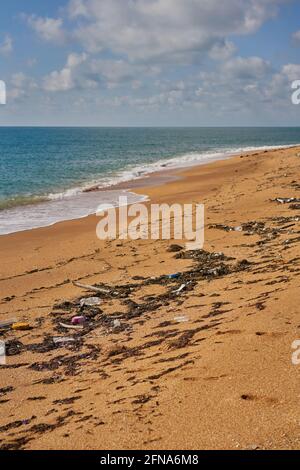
[0, 0, 300, 126]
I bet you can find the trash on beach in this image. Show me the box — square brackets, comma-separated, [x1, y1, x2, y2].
[80, 297, 101, 307]
[174, 315, 189, 323]
[168, 273, 180, 279]
[73, 281, 111, 295]
[0, 318, 17, 329]
[113, 319, 121, 328]
[12, 322, 31, 331]
[209, 223, 236, 232]
[59, 322, 84, 331]
[208, 265, 231, 276]
[174, 284, 186, 294]
[210, 224, 243, 232]
[5, 339, 24, 356]
[274, 197, 300, 204]
[71, 315, 86, 325]
[53, 337, 75, 345]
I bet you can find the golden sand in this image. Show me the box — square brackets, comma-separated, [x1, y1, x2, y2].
[1, 146, 300, 450]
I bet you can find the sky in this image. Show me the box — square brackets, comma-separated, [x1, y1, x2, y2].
[0, 0, 300, 126]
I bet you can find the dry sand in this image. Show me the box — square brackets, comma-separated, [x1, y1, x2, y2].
[1, 146, 300, 450]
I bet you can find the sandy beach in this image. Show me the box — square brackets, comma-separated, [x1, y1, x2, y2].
[1, 145, 300, 450]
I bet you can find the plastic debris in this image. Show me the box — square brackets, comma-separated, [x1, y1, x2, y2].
[71, 316, 86, 325]
[0, 318, 17, 329]
[59, 322, 84, 330]
[209, 224, 236, 232]
[210, 224, 243, 233]
[80, 297, 101, 307]
[53, 337, 75, 345]
[168, 273, 180, 279]
[12, 322, 31, 331]
[174, 315, 189, 323]
[174, 284, 186, 294]
[113, 319, 121, 328]
[274, 197, 300, 204]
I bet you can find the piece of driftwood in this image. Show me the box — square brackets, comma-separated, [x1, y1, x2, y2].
[73, 281, 111, 294]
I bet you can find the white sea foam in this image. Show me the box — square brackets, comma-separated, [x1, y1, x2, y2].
[46, 144, 297, 200]
[0, 144, 297, 235]
[0, 190, 148, 235]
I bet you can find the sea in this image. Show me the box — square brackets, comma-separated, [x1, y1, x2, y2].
[0, 127, 300, 235]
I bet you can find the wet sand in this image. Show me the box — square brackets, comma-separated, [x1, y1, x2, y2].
[1, 145, 300, 450]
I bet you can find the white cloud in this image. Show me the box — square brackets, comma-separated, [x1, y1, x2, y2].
[0, 35, 13, 56]
[185, 55, 273, 111]
[43, 55, 160, 93]
[11, 72, 27, 88]
[209, 40, 236, 61]
[281, 63, 300, 81]
[17, 0, 298, 124]
[8, 73, 37, 101]
[292, 30, 300, 42]
[23, 0, 291, 106]
[222, 56, 272, 80]
[43, 52, 88, 92]
[263, 63, 300, 105]
[27, 15, 65, 43]
[89, 59, 160, 87]
[68, 0, 286, 62]
[68, 0, 89, 18]
[43, 68, 74, 92]
[66, 52, 88, 68]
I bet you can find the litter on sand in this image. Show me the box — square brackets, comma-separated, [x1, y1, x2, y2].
[80, 297, 101, 307]
[274, 197, 300, 204]
[73, 281, 110, 295]
[71, 316, 86, 325]
[209, 223, 242, 232]
[59, 322, 84, 330]
[0, 318, 17, 329]
[113, 319, 121, 328]
[12, 322, 31, 331]
[174, 315, 189, 323]
[53, 337, 75, 345]
[168, 273, 180, 279]
[174, 284, 186, 294]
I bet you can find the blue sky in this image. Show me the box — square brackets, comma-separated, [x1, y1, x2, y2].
[0, 0, 300, 126]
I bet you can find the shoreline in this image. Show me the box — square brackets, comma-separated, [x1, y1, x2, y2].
[1, 144, 300, 449]
[1, 143, 299, 237]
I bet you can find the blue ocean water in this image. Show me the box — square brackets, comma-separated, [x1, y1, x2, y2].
[0, 127, 300, 234]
